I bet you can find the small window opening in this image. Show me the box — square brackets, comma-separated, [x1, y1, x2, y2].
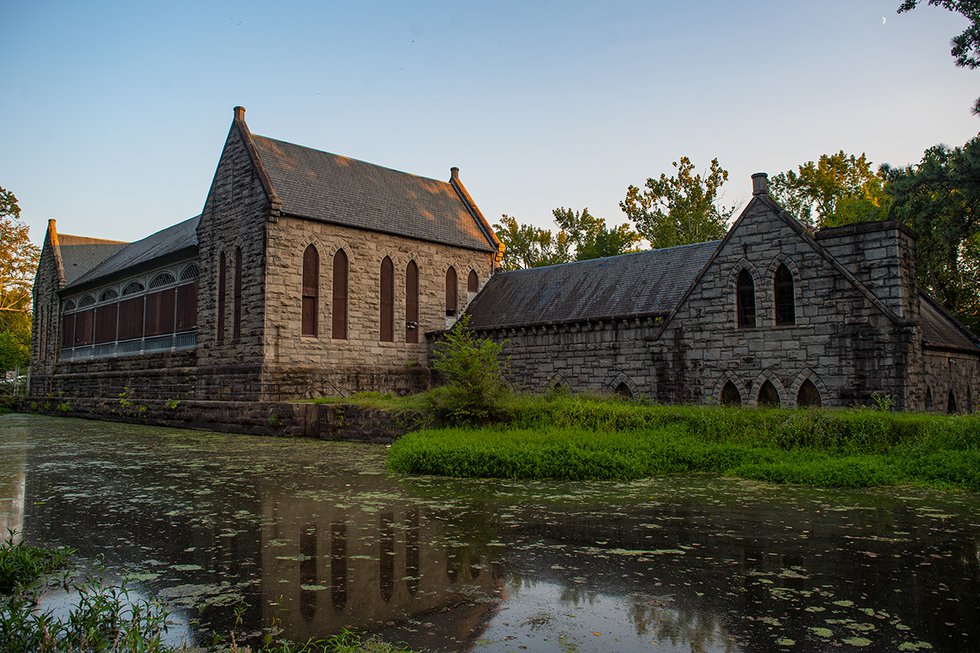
[721, 381, 742, 406]
[757, 380, 779, 407]
[774, 264, 795, 325]
[796, 379, 821, 407]
[737, 269, 756, 328]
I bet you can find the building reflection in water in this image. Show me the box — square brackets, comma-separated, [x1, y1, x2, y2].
[259, 487, 499, 644]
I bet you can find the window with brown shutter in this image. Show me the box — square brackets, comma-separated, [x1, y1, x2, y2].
[405, 260, 419, 343]
[445, 267, 457, 317]
[176, 282, 197, 331]
[61, 312, 75, 349]
[217, 252, 226, 343]
[302, 245, 319, 337]
[94, 303, 118, 344]
[145, 289, 176, 336]
[118, 296, 144, 341]
[380, 256, 394, 342]
[74, 309, 94, 346]
[233, 247, 243, 341]
[332, 249, 348, 339]
[467, 269, 478, 294]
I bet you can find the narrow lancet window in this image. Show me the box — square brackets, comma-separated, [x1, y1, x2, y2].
[217, 252, 226, 343]
[380, 256, 394, 342]
[737, 269, 756, 328]
[302, 245, 319, 337]
[406, 260, 419, 343]
[233, 247, 243, 341]
[774, 264, 795, 325]
[446, 267, 458, 317]
[332, 249, 348, 339]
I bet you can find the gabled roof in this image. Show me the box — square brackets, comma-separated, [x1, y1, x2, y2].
[249, 134, 497, 253]
[465, 241, 720, 330]
[919, 292, 980, 352]
[56, 235, 128, 286]
[64, 215, 200, 291]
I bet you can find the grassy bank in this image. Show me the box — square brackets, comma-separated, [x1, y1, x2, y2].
[386, 395, 980, 490]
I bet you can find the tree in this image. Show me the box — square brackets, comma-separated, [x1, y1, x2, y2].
[0, 187, 38, 371]
[898, 0, 980, 114]
[494, 215, 572, 271]
[768, 151, 892, 228]
[430, 314, 508, 424]
[885, 135, 980, 332]
[551, 207, 639, 261]
[620, 156, 734, 249]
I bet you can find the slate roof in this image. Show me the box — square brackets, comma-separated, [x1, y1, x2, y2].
[466, 241, 721, 329]
[56, 235, 128, 286]
[919, 293, 980, 351]
[64, 215, 200, 291]
[250, 135, 495, 252]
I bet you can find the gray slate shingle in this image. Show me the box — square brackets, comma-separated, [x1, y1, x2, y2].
[64, 216, 200, 291]
[57, 236, 128, 286]
[919, 293, 979, 351]
[466, 241, 720, 329]
[251, 135, 494, 252]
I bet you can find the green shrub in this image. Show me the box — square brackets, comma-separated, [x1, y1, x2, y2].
[429, 315, 508, 424]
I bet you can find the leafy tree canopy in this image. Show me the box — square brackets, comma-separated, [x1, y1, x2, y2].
[885, 134, 980, 332]
[1, 187, 38, 371]
[769, 151, 892, 228]
[620, 156, 734, 249]
[898, 0, 980, 113]
[494, 208, 638, 271]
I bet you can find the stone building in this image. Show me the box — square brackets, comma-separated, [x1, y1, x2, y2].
[29, 110, 979, 414]
[465, 174, 980, 412]
[30, 107, 502, 402]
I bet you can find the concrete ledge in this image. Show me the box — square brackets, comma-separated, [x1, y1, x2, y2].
[16, 396, 418, 442]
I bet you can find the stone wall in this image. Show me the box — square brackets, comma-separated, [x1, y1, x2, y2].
[921, 348, 980, 412]
[29, 226, 66, 394]
[658, 199, 918, 408]
[262, 215, 495, 397]
[473, 317, 660, 397]
[195, 115, 272, 372]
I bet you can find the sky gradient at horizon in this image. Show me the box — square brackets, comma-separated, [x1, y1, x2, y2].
[2, 0, 977, 247]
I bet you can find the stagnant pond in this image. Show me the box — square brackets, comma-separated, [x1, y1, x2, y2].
[1, 414, 978, 652]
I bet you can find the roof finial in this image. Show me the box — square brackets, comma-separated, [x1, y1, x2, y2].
[233, 106, 246, 122]
[752, 172, 768, 196]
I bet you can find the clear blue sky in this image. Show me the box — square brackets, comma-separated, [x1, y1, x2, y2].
[2, 0, 977, 246]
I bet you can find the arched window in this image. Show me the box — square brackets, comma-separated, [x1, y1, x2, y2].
[467, 270, 479, 296]
[217, 252, 226, 343]
[302, 245, 319, 337]
[149, 272, 176, 289]
[233, 247, 243, 341]
[332, 249, 348, 340]
[179, 264, 199, 281]
[99, 289, 118, 302]
[796, 379, 821, 407]
[721, 381, 742, 406]
[757, 380, 779, 407]
[78, 294, 96, 307]
[446, 267, 458, 317]
[774, 264, 795, 325]
[405, 260, 419, 343]
[614, 382, 633, 399]
[925, 386, 934, 411]
[947, 389, 957, 414]
[122, 281, 144, 296]
[380, 256, 394, 342]
[63, 299, 76, 312]
[737, 269, 756, 328]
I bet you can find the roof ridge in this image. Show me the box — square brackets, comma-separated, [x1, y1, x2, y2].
[499, 240, 722, 276]
[57, 234, 129, 245]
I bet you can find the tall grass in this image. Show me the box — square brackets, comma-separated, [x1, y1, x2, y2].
[387, 395, 980, 490]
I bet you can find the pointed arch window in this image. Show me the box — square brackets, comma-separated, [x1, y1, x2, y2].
[233, 247, 243, 341]
[467, 270, 479, 297]
[947, 390, 957, 414]
[721, 381, 742, 406]
[380, 256, 394, 342]
[796, 379, 821, 407]
[757, 380, 779, 407]
[774, 264, 795, 326]
[737, 269, 756, 328]
[217, 252, 226, 343]
[925, 387, 934, 411]
[302, 245, 319, 337]
[446, 267, 458, 317]
[332, 249, 348, 339]
[406, 260, 419, 343]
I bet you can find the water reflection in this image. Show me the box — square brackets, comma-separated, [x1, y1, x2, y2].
[0, 427, 26, 540]
[1, 413, 978, 652]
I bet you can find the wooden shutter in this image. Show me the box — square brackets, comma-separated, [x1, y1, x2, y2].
[176, 282, 198, 330]
[145, 289, 175, 336]
[445, 267, 457, 317]
[380, 256, 394, 342]
[118, 297, 144, 340]
[332, 249, 348, 339]
[467, 269, 478, 294]
[405, 260, 419, 343]
[217, 252, 226, 343]
[302, 245, 319, 337]
[233, 247, 243, 341]
[94, 303, 118, 344]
